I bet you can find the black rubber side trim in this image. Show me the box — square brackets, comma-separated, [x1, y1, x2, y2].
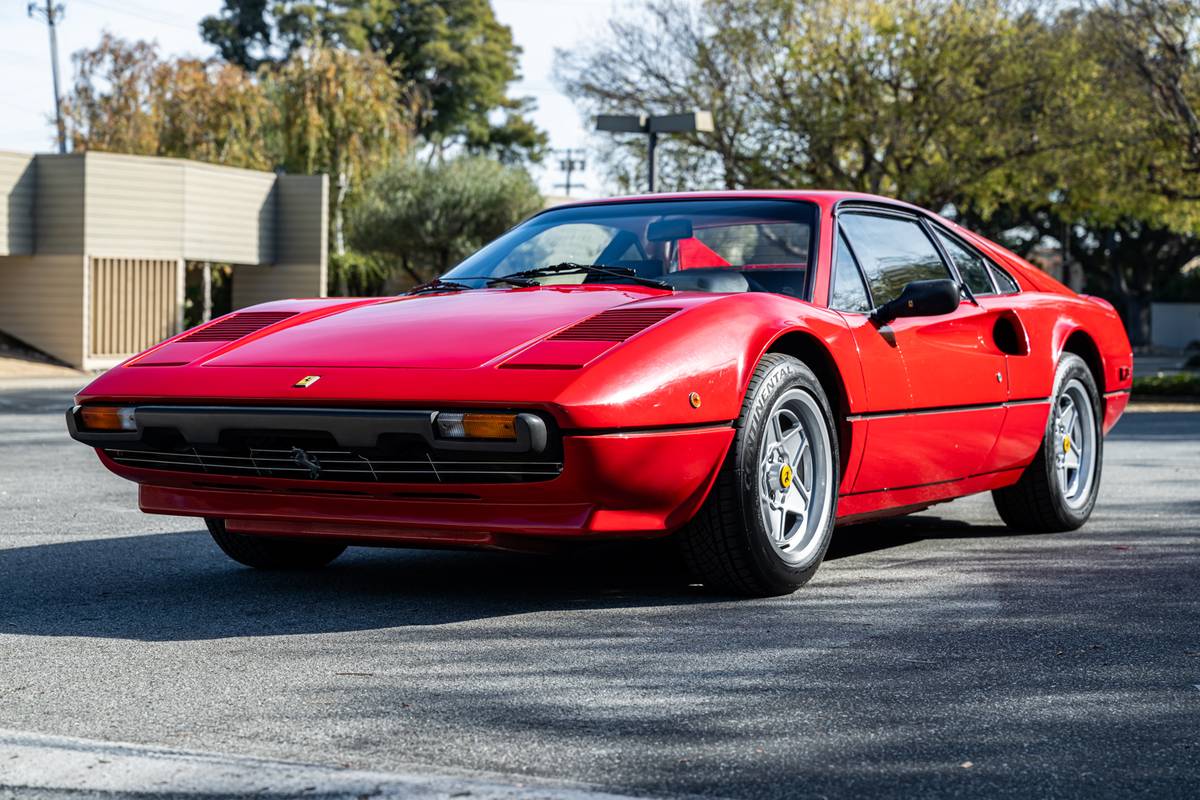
[562, 420, 736, 437]
[839, 465, 1026, 497]
[845, 396, 1050, 422]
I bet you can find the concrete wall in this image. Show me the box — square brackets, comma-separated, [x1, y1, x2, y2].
[84, 153, 185, 260]
[0, 152, 35, 256]
[0, 150, 327, 368]
[0, 254, 87, 366]
[82, 153, 279, 264]
[182, 160, 276, 265]
[1151, 302, 1200, 349]
[233, 174, 328, 308]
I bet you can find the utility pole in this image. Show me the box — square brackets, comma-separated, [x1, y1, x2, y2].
[554, 148, 586, 196]
[28, 1, 67, 154]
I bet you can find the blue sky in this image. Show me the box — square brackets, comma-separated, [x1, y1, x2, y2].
[0, 0, 619, 196]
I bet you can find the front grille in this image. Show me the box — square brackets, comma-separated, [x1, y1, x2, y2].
[106, 446, 562, 484]
[103, 419, 561, 485]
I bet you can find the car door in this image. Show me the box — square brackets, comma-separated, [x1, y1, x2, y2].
[834, 208, 1009, 492]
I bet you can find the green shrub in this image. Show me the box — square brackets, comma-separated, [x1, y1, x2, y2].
[1132, 372, 1200, 397]
[348, 156, 543, 291]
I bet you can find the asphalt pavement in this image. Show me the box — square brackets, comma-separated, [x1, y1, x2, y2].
[0, 379, 1197, 799]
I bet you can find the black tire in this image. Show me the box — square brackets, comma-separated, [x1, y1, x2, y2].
[206, 518, 346, 569]
[678, 353, 840, 596]
[992, 353, 1103, 532]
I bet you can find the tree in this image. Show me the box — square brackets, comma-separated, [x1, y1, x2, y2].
[959, 2, 1200, 343]
[559, 0, 1111, 207]
[266, 41, 414, 256]
[557, 0, 1200, 345]
[62, 34, 414, 264]
[200, 0, 273, 72]
[201, 0, 547, 161]
[62, 32, 274, 170]
[348, 155, 543, 286]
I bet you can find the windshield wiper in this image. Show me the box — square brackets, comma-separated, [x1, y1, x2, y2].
[406, 278, 474, 295]
[504, 262, 673, 290]
[485, 275, 539, 288]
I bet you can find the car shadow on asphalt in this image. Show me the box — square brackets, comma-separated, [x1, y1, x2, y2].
[0, 512, 1053, 642]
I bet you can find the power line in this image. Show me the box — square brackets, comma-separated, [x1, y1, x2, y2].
[72, 0, 198, 33]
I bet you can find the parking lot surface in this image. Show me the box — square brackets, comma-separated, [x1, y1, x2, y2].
[0, 380, 1197, 798]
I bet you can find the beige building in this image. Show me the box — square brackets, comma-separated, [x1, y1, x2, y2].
[0, 150, 328, 370]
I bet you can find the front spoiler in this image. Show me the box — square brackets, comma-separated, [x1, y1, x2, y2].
[112, 426, 736, 541]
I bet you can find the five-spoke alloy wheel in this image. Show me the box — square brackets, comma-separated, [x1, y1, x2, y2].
[756, 388, 835, 567]
[993, 353, 1104, 531]
[680, 353, 839, 596]
[1053, 377, 1098, 510]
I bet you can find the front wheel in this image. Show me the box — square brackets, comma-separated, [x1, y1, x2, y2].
[206, 519, 346, 569]
[992, 353, 1103, 532]
[678, 353, 840, 596]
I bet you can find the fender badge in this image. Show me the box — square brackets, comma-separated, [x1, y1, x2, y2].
[294, 375, 321, 388]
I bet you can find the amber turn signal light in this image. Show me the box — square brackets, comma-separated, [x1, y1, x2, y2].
[436, 412, 518, 440]
[78, 406, 137, 432]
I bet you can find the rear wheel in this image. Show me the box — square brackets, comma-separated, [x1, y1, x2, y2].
[678, 354, 840, 596]
[992, 353, 1103, 532]
[206, 519, 346, 569]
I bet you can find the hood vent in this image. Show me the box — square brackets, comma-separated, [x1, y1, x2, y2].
[180, 312, 298, 343]
[550, 308, 680, 342]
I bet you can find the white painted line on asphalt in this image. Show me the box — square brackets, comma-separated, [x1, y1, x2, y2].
[0, 728, 648, 799]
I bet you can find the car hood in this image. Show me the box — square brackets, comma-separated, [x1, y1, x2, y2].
[201, 286, 672, 370]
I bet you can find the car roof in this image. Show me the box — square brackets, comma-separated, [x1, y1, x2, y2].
[544, 189, 928, 215]
[538, 189, 1070, 296]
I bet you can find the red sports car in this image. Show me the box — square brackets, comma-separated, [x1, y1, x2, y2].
[68, 191, 1133, 595]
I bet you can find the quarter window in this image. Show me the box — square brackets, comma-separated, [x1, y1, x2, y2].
[838, 213, 953, 305]
[933, 229, 995, 296]
[989, 263, 1020, 293]
[830, 232, 872, 313]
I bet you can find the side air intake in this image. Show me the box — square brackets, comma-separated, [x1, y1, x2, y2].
[179, 312, 298, 343]
[549, 308, 680, 342]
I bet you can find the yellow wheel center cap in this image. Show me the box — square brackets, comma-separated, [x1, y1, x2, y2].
[1062, 435, 1071, 454]
[779, 464, 794, 489]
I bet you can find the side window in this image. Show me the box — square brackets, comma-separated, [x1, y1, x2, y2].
[838, 212, 953, 304]
[933, 229, 995, 295]
[989, 263, 1020, 293]
[830, 231, 872, 313]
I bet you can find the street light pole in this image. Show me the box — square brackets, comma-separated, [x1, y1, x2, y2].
[596, 111, 714, 193]
[647, 131, 658, 193]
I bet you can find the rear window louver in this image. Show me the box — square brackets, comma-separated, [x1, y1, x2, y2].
[179, 311, 298, 343]
[549, 308, 680, 342]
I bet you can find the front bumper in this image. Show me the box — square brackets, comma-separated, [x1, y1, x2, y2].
[100, 426, 734, 544]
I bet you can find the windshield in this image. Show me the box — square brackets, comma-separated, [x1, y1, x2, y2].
[441, 199, 818, 298]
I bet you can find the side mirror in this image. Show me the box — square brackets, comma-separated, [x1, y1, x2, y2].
[870, 279, 961, 325]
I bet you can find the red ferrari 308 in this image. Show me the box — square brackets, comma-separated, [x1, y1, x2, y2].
[69, 191, 1133, 595]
